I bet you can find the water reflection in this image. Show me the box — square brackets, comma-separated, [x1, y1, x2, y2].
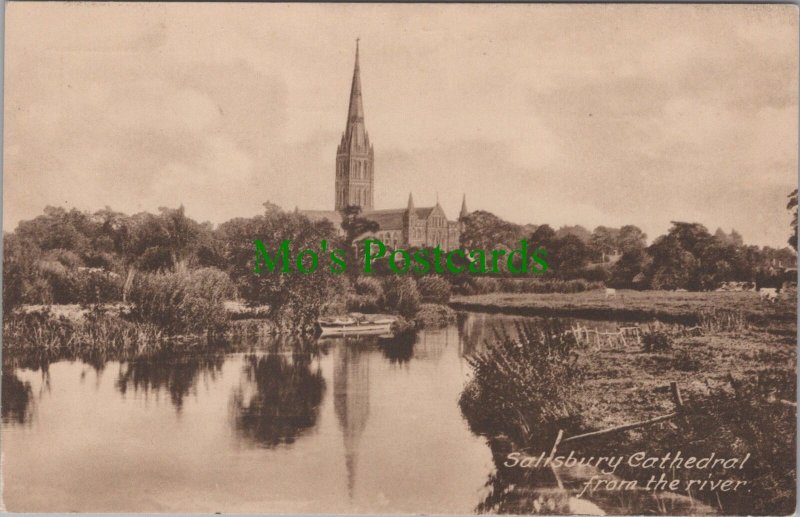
[117, 351, 225, 411]
[232, 349, 325, 448]
[1, 369, 35, 424]
[333, 344, 370, 497]
[2, 313, 584, 513]
[378, 333, 415, 364]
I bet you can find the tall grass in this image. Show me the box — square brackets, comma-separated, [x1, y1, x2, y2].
[129, 267, 234, 335]
[3, 307, 167, 362]
[459, 277, 604, 295]
[698, 307, 748, 333]
[459, 319, 583, 449]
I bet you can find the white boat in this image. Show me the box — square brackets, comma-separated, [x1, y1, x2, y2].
[317, 314, 396, 336]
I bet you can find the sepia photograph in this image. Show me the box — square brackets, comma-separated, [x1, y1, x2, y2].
[1, 3, 797, 515]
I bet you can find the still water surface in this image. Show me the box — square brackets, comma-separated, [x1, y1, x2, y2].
[2, 314, 518, 513]
[3, 313, 696, 514]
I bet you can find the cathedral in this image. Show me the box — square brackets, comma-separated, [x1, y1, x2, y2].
[301, 42, 466, 250]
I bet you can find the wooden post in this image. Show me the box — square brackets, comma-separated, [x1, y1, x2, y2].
[671, 381, 688, 427]
[670, 381, 684, 409]
[549, 429, 564, 456]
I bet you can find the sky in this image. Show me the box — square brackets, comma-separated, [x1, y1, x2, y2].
[4, 3, 798, 247]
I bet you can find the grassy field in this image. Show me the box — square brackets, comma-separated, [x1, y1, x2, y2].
[458, 291, 797, 514]
[575, 326, 795, 429]
[451, 289, 796, 326]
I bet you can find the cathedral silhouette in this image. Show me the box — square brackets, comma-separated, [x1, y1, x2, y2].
[300, 41, 467, 250]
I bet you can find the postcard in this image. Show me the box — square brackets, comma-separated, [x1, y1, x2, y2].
[2, 3, 797, 515]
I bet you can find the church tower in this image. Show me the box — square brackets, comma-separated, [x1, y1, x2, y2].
[336, 40, 375, 212]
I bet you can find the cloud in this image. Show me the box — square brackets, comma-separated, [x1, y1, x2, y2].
[3, 3, 797, 247]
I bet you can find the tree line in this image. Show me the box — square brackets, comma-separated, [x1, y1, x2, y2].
[3, 195, 797, 315]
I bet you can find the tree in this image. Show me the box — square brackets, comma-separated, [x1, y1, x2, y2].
[667, 222, 712, 256]
[549, 234, 591, 279]
[338, 205, 379, 276]
[589, 226, 620, 262]
[340, 205, 379, 245]
[555, 225, 591, 243]
[610, 248, 648, 288]
[646, 234, 697, 290]
[461, 210, 524, 250]
[218, 206, 343, 331]
[529, 224, 556, 250]
[617, 225, 647, 255]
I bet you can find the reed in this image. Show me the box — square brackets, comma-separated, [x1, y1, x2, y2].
[459, 319, 583, 449]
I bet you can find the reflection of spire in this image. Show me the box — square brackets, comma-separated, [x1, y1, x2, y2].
[333, 344, 370, 499]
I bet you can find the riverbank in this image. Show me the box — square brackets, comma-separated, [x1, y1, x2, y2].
[450, 290, 796, 326]
[457, 305, 796, 515]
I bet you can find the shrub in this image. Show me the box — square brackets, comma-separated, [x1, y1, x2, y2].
[473, 277, 500, 294]
[380, 276, 420, 317]
[580, 265, 610, 283]
[641, 329, 673, 352]
[459, 320, 582, 448]
[414, 303, 456, 328]
[416, 276, 451, 303]
[346, 277, 384, 312]
[673, 349, 701, 371]
[354, 276, 383, 297]
[446, 276, 481, 295]
[75, 269, 123, 304]
[130, 267, 234, 335]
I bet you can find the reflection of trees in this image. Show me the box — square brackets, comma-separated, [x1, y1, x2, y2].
[379, 332, 416, 364]
[458, 312, 495, 357]
[1, 368, 35, 424]
[334, 345, 370, 498]
[232, 351, 325, 447]
[116, 352, 225, 411]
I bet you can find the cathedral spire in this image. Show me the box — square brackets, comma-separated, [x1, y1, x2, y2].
[336, 40, 374, 211]
[346, 39, 364, 132]
[407, 192, 415, 211]
[460, 193, 468, 218]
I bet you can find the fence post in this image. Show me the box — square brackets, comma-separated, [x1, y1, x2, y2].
[670, 381, 687, 427]
[549, 429, 564, 457]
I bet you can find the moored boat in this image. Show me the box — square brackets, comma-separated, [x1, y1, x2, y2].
[317, 313, 396, 336]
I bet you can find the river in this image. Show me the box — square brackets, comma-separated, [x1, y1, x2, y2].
[1, 313, 711, 514]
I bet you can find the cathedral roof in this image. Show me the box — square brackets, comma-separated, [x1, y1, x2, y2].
[363, 207, 437, 230]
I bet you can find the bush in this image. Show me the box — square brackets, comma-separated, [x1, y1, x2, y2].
[473, 277, 500, 294]
[416, 276, 451, 303]
[75, 269, 123, 304]
[449, 276, 480, 295]
[641, 329, 673, 352]
[580, 265, 610, 283]
[459, 320, 582, 448]
[380, 276, 420, 317]
[346, 277, 384, 312]
[673, 349, 701, 371]
[414, 303, 456, 328]
[130, 267, 234, 335]
[354, 276, 383, 297]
